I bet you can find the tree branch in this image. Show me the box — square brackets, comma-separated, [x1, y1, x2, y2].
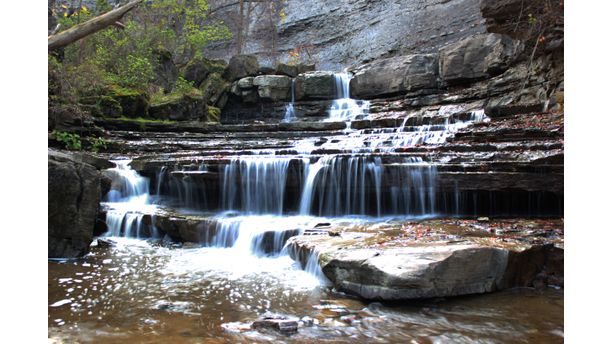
[48, 0, 143, 51]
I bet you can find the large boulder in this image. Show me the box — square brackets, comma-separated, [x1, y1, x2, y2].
[350, 54, 438, 99]
[199, 72, 229, 108]
[276, 63, 315, 77]
[439, 33, 524, 85]
[108, 86, 150, 118]
[295, 71, 336, 100]
[48, 149, 104, 258]
[184, 58, 227, 87]
[253, 75, 292, 101]
[149, 94, 207, 121]
[223, 55, 259, 81]
[287, 218, 564, 300]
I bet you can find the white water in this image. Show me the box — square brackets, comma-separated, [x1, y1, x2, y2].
[103, 160, 159, 238]
[222, 157, 291, 214]
[100, 91, 490, 283]
[327, 72, 370, 122]
[283, 79, 296, 122]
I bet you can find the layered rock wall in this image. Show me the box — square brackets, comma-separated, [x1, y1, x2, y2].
[205, 0, 486, 70]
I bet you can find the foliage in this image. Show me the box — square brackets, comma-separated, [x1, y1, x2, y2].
[51, 0, 232, 104]
[151, 77, 202, 105]
[52, 131, 82, 150]
[90, 137, 109, 153]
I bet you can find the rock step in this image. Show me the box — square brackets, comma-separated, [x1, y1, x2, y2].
[286, 218, 563, 300]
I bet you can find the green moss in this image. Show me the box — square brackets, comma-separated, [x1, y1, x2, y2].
[207, 106, 221, 123]
[200, 72, 229, 104]
[108, 85, 142, 97]
[110, 116, 176, 124]
[150, 86, 203, 106]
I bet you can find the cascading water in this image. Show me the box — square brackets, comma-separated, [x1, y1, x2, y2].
[221, 157, 291, 214]
[103, 160, 159, 238]
[283, 79, 296, 122]
[327, 71, 370, 122]
[298, 155, 437, 217]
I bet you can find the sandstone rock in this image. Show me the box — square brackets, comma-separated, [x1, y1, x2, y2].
[480, 0, 524, 37]
[320, 245, 509, 299]
[253, 75, 292, 101]
[49, 149, 103, 258]
[439, 33, 524, 85]
[295, 71, 336, 100]
[350, 54, 438, 99]
[204, 0, 486, 70]
[237, 77, 254, 89]
[223, 55, 259, 81]
[287, 218, 564, 300]
[276, 63, 315, 77]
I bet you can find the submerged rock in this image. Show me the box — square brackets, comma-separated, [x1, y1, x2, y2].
[252, 314, 298, 335]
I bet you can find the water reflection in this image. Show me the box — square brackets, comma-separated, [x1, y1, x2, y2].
[49, 238, 563, 343]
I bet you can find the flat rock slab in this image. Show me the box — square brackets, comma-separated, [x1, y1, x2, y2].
[287, 218, 563, 300]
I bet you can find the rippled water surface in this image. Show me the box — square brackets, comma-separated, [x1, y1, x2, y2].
[48, 238, 563, 343]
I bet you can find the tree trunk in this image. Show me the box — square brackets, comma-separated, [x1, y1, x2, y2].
[48, 0, 143, 51]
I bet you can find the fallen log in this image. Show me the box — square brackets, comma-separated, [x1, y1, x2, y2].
[48, 0, 143, 51]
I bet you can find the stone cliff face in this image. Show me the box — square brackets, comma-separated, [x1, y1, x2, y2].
[206, 0, 487, 70]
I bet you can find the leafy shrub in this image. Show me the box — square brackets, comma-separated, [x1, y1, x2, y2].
[91, 137, 109, 153]
[52, 131, 82, 150]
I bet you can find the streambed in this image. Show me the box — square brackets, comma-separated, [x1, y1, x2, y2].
[48, 237, 563, 343]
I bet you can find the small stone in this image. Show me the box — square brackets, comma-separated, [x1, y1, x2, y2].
[252, 318, 298, 335]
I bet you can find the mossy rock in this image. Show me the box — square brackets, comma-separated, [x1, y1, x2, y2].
[79, 95, 122, 118]
[149, 93, 206, 121]
[108, 86, 150, 118]
[207, 106, 221, 123]
[200, 73, 229, 107]
[183, 57, 228, 88]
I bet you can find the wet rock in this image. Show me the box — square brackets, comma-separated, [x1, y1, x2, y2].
[253, 75, 292, 101]
[223, 54, 259, 81]
[288, 227, 564, 300]
[96, 238, 116, 248]
[439, 33, 524, 85]
[49, 149, 103, 258]
[300, 316, 314, 327]
[295, 71, 336, 100]
[237, 77, 255, 89]
[350, 54, 438, 99]
[252, 314, 298, 335]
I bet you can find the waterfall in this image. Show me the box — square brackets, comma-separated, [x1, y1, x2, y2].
[299, 156, 437, 217]
[283, 79, 296, 122]
[207, 216, 303, 257]
[328, 71, 370, 122]
[103, 160, 159, 238]
[221, 157, 291, 214]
